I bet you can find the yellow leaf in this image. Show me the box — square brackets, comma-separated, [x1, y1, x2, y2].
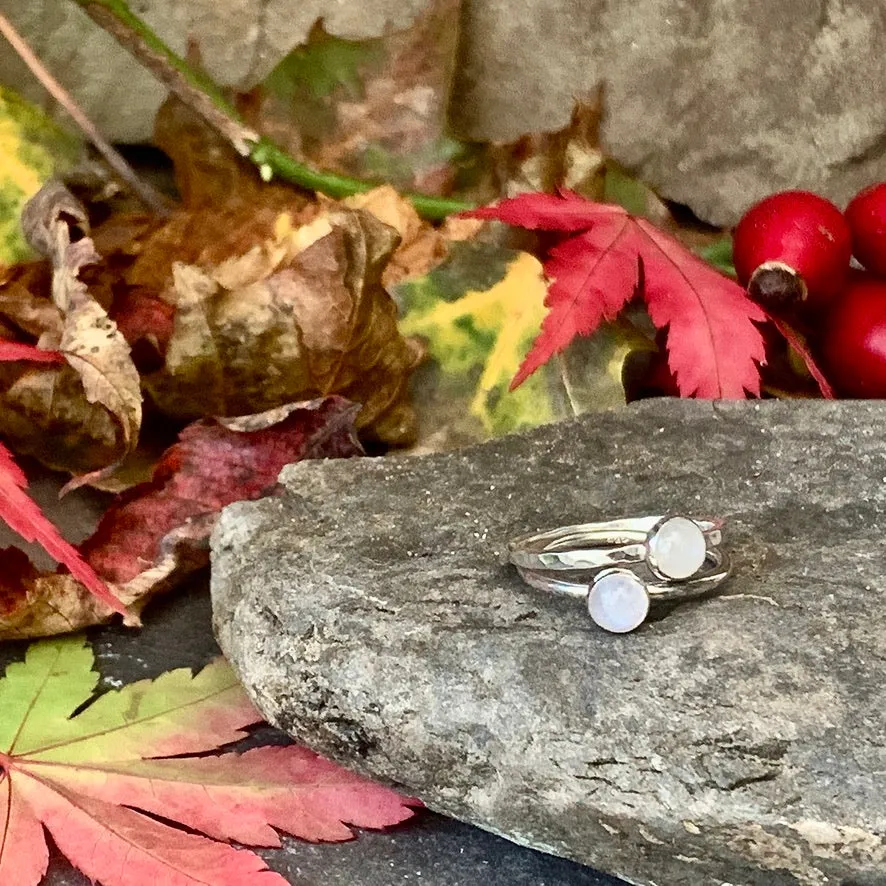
[0, 88, 80, 265]
[399, 248, 552, 436]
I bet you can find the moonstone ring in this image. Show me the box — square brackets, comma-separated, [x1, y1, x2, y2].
[507, 515, 722, 582]
[515, 547, 731, 634]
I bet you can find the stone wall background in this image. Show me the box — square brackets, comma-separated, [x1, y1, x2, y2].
[4, 0, 886, 224]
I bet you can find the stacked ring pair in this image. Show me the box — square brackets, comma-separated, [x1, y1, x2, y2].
[507, 515, 731, 633]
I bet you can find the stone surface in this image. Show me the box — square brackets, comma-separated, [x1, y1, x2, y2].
[6, 1, 886, 223]
[212, 399, 886, 886]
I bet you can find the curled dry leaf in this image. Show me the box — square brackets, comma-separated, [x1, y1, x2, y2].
[140, 206, 423, 446]
[0, 182, 142, 477]
[0, 547, 139, 641]
[342, 186, 448, 288]
[0, 396, 362, 641]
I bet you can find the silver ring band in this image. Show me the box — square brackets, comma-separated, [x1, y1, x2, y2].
[515, 547, 731, 602]
[507, 514, 732, 632]
[508, 515, 722, 581]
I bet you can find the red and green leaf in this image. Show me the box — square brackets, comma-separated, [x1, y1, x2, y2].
[0, 638, 419, 886]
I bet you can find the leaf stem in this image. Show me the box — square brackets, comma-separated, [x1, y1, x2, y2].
[0, 11, 171, 216]
[70, 0, 474, 221]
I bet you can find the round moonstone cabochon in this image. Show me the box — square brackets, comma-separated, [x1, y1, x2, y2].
[647, 516, 706, 580]
[587, 570, 650, 633]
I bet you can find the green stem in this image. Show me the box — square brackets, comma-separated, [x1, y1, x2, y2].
[72, 0, 475, 220]
[249, 139, 473, 221]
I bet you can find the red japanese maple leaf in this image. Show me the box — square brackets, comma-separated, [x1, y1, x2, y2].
[0, 343, 127, 616]
[467, 190, 767, 398]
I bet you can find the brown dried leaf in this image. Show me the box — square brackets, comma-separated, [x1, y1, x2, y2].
[0, 547, 140, 640]
[141, 207, 422, 446]
[343, 186, 447, 287]
[59, 288, 143, 489]
[0, 183, 142, 478]
[0, 277, 62, 342]
[20, 179, 90, 264]
[482, 99, 606, 200]
[154, 90, 309, 214]
[0, 368, 122, 474]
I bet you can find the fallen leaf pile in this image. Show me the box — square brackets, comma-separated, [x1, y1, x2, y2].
[0, 89, 457, 639]
[0, 396, 362, 640]
[0, 55, 839, 645]
[3, 190, 423, 460]
[0, 638, 418, 885]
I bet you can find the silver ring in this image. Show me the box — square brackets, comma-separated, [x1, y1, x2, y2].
[515, 548, 731, 633]
[507, 515, 722, 581]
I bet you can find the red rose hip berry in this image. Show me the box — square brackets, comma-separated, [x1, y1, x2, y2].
[733, 190, 852, 310]
[822, 272, 886, 397]
[845, 181, 886, 276]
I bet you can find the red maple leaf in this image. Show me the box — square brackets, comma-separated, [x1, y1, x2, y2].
[0, 344, 127, 617]
[467, 190, 767, 397]
[0, 342, 64, 364]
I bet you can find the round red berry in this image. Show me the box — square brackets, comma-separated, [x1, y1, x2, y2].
[822, 272, 886, 397]
[734, 190, 851, 310]
[845, 182, 886, 276]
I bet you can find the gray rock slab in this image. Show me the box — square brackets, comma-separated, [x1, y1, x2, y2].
[6, 1, 886, 223]
[211, 400, 886, 886]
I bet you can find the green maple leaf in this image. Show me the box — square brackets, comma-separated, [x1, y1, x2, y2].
[0, 637, 418, 886]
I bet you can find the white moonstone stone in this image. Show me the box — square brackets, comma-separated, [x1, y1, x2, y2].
[647, 516, 706, 580]
[587, 571, 649, 633]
